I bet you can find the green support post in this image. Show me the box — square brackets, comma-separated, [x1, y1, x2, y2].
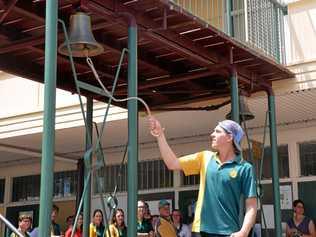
[127, 18, 138, 237]
[267, 91, 282, 237]
[226, 0, 233, 37]
[230, 69, 240, 123]
[38, 0, 58, 236]
[83, 97, 93, 237]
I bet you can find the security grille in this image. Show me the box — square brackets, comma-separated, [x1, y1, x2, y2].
[171, 0, 285, 63]
[94, 159, 173, 193]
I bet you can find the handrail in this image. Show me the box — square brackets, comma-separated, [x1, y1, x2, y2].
[0, 214, 24, 237]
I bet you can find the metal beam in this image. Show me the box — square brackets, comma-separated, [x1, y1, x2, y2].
[38, 1, 58, 236]
[0, 143, 77, 163]
[83, 97, 93, 237]
[267, 88, 282, 237]
[126, 15, 138, 237]
[0, 0, 18, 24]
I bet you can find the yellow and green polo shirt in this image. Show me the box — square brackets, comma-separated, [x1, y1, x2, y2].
[179, 150, 256, 235]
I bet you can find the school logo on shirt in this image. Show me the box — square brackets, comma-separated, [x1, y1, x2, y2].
[229, 168, 238, 178]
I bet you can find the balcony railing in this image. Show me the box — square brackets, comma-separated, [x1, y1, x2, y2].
[171, 0, 287, 64]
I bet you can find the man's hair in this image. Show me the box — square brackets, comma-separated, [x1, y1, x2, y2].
[19, 214, 32, 222]
[52, 204, 59, 213]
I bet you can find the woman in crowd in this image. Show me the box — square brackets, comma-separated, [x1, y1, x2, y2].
[171, 209, 191, 237]
[286, 199, 315, 237]
[90, 209, 105, 237]
[65, 213, 83, 237]
[106, 209, 127, 237]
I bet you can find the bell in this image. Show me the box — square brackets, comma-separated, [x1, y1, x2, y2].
[226, 95, 255, 122]
[58, 12, 103, 57]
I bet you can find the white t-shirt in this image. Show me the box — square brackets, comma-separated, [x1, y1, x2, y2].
[175, 223, 191, 237]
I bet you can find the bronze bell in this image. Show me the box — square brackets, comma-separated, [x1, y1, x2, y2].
[226, 95, 255, 122]
[58, 12, 104, 57]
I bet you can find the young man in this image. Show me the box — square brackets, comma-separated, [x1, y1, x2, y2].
[154, 200, 177, 237]
[10, 214, 32, 237]
[51, 204, 62, 237]
[137, 200, 154, 237]
[149, 118, 257, 237]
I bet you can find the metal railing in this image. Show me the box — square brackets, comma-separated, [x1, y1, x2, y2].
[0, 214, 24, 237]
[171, 0, 287, 64]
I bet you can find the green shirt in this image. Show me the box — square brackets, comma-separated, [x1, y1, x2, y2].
[137, 219, 153, 233]
[179, 151, 256, 235]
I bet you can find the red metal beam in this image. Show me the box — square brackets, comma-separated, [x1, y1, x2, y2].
[0, 0, 18, 24]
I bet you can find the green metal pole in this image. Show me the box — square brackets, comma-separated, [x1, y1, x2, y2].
[267, 90, 282, 237]
[127, 18, 138, 237]
[83, 97, 93, 237]
[230, 69, 240, 123]
[226, 0, 233, 37]
[38, 0, 58, 236]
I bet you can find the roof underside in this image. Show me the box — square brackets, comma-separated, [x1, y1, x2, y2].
[0, 0, 294, 109]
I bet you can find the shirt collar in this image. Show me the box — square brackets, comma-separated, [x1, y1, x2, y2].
[213, 152, 242, 165]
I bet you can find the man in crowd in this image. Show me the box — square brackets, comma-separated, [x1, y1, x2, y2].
[154, 200, 177, 237]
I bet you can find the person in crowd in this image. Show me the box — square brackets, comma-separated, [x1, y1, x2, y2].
[65, 215, 74, 230]
[29, 227, 38, 237]
[90, 209, 105, 237]
[51, 204, 63, 236]
[137, 200, 154, 237]
[154, 199, 177, 237]
[149, 118, 257, 237]
[172, 209, 191, 237]
[151, 215, 160, 230]
[65, 213, 83, 237]
[144, 202, 152, 222]
[286, 199, 316, 237]
[10, 214, 32, 237]
[106, 208, 127, 237]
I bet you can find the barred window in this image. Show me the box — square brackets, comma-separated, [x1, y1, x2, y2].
[12, 171, 77, 202]
[299, 141, 316, 176]
[181, 173, 200, 186]
[0, 179, 5, 203]
[12, 175, 40, 202]
[53, 170, 78, 198]
[94, 160, 173, 194]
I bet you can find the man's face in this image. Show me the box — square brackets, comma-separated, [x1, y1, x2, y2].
[137, 201, 145, 219]
[210, 125, 232, 150]
[159, 204, 170, 218]
[51, 210, 58, 222]
[19, 218, 31, 231]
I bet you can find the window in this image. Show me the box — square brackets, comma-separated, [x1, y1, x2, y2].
[53, 170, 77, 198]
[12, 171, 77, 202]
[181, 173, 200, 186]
[245, 144, 289, 179]
[298, 181, 316, 221]
[94, 160, 173, 194]
[299, 141, 316, 176]
[0, 179, 5, 203]
[12, 175, 40, 202]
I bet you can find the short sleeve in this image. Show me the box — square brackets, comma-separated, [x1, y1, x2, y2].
[179, 151, 204, 176]
[241, 163, 257, 198]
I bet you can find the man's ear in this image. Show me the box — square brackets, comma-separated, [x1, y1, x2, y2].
[227, 134, 234, 143]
